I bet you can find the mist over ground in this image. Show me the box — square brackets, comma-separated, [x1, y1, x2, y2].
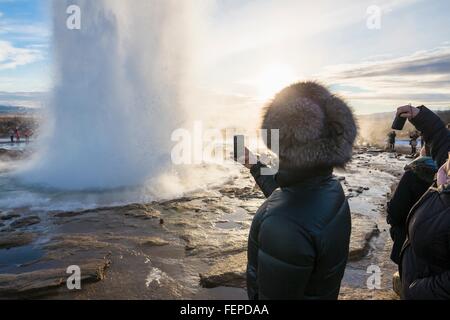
[357, 110, 450, 146]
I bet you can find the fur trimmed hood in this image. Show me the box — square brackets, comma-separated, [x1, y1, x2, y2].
[262, 81, 357, 171]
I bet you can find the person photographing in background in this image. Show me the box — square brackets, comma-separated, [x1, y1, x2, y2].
[388, 131, 397, 152]
[394, 105, 450, 300]
[238, 82, 357, 300]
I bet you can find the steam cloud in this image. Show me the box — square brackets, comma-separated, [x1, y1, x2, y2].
[21, 0, 205, 190]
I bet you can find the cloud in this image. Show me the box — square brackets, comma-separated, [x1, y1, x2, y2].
[0, 5, 48, 73]
[321, 46, 450, 109]
[198, 0, 426, 109]
[205, 0, 422, 63]
[328, 47, 450, 79]
[0, 40, 43, 70]
[0, 20, 50, 44]
[0, 4, 50, 46]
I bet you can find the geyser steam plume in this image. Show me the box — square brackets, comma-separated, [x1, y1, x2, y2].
[23, 0, 199, 190]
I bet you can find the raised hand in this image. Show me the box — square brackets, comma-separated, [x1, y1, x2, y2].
[396, 105, 420, 120]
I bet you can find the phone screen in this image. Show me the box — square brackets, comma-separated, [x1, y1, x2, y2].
[233, 135, 245, 162]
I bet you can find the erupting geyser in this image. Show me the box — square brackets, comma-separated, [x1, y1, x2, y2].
[22, 0, 197, 190]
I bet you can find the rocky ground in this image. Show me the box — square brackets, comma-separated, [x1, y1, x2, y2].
[0, 148, 409, 300]
[0, 148, 28, 160]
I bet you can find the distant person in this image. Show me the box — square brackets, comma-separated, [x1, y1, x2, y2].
[419, 133, 424, 149]
[9, 129, 14, 143]
[388, 131, 397, 152]
[24, 128, 32, 143]
[394, 105, 450, 300]
[239, 82, 357, 300]
[14, 128, 20, 142]
[409, 132, 419, 156]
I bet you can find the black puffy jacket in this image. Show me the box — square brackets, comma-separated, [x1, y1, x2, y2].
[247, 165, 351, 300]
[400, 106, 450, 300]
[387, 157, 437, 265]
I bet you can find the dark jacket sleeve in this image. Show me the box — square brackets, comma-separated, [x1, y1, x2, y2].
[250, 162, 279, 198]
[386, 170, 431, 264]
[387, 171, 419, 227]
[410, 106, 450, 167]
[247, 203, 266, 300]
[405, 271, 450, 300]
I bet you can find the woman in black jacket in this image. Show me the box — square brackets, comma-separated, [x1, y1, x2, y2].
[387, 150, 438, 265]
[395, 105, 450, 300]
[244, 82, 357, 300]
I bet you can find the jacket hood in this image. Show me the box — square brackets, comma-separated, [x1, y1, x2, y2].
[262, 81, 357, 171]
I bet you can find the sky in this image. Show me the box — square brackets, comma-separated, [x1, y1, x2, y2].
[0, 0, 449, 114]
[0, 0, 49, 107]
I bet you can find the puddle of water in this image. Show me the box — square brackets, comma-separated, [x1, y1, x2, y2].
[0, 245, 44, 273]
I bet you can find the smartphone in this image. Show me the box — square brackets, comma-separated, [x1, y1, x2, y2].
[392, 113, 407, 130]
[233, 135, 245, 162]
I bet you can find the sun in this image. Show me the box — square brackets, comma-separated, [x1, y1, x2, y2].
[256, 64, 298, 100]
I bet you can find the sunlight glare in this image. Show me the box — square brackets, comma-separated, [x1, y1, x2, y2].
[256, 63, 298, 100]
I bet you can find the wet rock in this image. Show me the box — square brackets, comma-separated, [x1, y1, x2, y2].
[0, 258, 110, 298]
[104, 235, 169, 247]
[123, 207, 161, 220]
[0, 233, 36, 249]
[10, 216, 41, 229]
[160, 197, 202, 207]
[349, 214, 380, 261]
[53, 211, 84, 218]
[199, 251, 247, 289]
[214, 205, 235, 214]
[348, 187, 365, 194]
[0, 213, 21, 221]
[44, 235, 111, 251]
[41, 234, 114, 261]
[0, 149, 25, 160]
[366, 148, 384, 154]
[144, 267, 192, 299]
[140, 237, 169, 247]
[219, 186, 264, 200]
[74, 203, 161, 220]
[339, 286, 399, 300]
